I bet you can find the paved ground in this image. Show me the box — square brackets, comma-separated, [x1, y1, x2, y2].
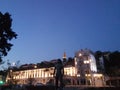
[0, 85, 119, 90]
[0, 86, 85, 90]
[62, 86, 119, 90]
[63, 87, 83, 90]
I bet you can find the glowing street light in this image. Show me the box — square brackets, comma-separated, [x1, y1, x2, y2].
[0, 81, 4, 84]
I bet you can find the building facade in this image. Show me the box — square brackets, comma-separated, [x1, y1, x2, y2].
[6, 49, 105, 86]
[74, 49, 105, 86]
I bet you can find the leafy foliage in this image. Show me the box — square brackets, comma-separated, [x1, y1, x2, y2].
[0, 12, 17, 62]
[95, 51, 120, 76]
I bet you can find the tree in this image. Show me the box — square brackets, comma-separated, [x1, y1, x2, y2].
[0, 12, 17, 62]
[101, 51, 120, 76]
[94, 51, 103, 72]
[108, 51, 120, 76]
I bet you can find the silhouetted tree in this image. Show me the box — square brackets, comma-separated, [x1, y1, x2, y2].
[68, 57, 73, 62]
[108, 51, 120, 76]
[0, 12, 17, 62]
[109, 51, 120, 67]
[94, 51, 103, 72]
[95, 51, 103, 60]
[100, 51, 120, 76]
[0, 70, 7, 84]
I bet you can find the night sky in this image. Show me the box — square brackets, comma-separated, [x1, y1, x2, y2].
[0, 0, 120, 65]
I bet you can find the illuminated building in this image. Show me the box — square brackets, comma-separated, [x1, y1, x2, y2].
[6, 49, 105, 86]
[75, 49, 105, 86]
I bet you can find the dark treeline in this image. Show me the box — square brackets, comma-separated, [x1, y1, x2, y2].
[95, 50, 120, 76]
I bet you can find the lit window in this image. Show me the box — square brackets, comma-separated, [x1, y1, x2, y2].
[79, 53, 82, 57]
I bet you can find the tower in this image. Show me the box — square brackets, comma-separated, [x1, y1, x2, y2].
[63, 52, 67, 63]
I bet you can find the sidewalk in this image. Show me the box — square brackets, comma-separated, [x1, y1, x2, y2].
[63, 87, 84, 90]
[0, 85, 119, 90]
[63, 86, 120, 90]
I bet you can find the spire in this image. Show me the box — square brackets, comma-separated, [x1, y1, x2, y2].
[63, 52, 67, 59]
[63, 52, 67, 63]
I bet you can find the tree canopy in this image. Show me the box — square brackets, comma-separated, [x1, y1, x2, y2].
[95, 51, 120, 76]
[0, 12, 17, 62]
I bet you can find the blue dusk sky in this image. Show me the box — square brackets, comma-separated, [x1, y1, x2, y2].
[0, 0, 120, 65]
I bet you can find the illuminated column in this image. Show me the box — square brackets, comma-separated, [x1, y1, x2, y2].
[41, 69, 43, 78]
[27, 70, 29, 78]
[24, 71, 26, 78]
[32, 70, 33, 78]
[28, 70, 30, 78]
[36, 69, 38, 78]
[41, 69, 42, 78]
[35, 69, 37, 78]
[27, 70, 28, 78]
[43, 69, 45, 78]
[39, 69, 40, 78]
[39, 69, 41, 78]
[74, 57, 78, 76]
[70, 67, 72, 76]
[34, 70, 35, 78]
[18, 74, 20, 79]
[38, 69, 39, 77]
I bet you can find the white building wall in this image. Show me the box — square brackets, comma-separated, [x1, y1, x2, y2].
[6, 49, 105, 86]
